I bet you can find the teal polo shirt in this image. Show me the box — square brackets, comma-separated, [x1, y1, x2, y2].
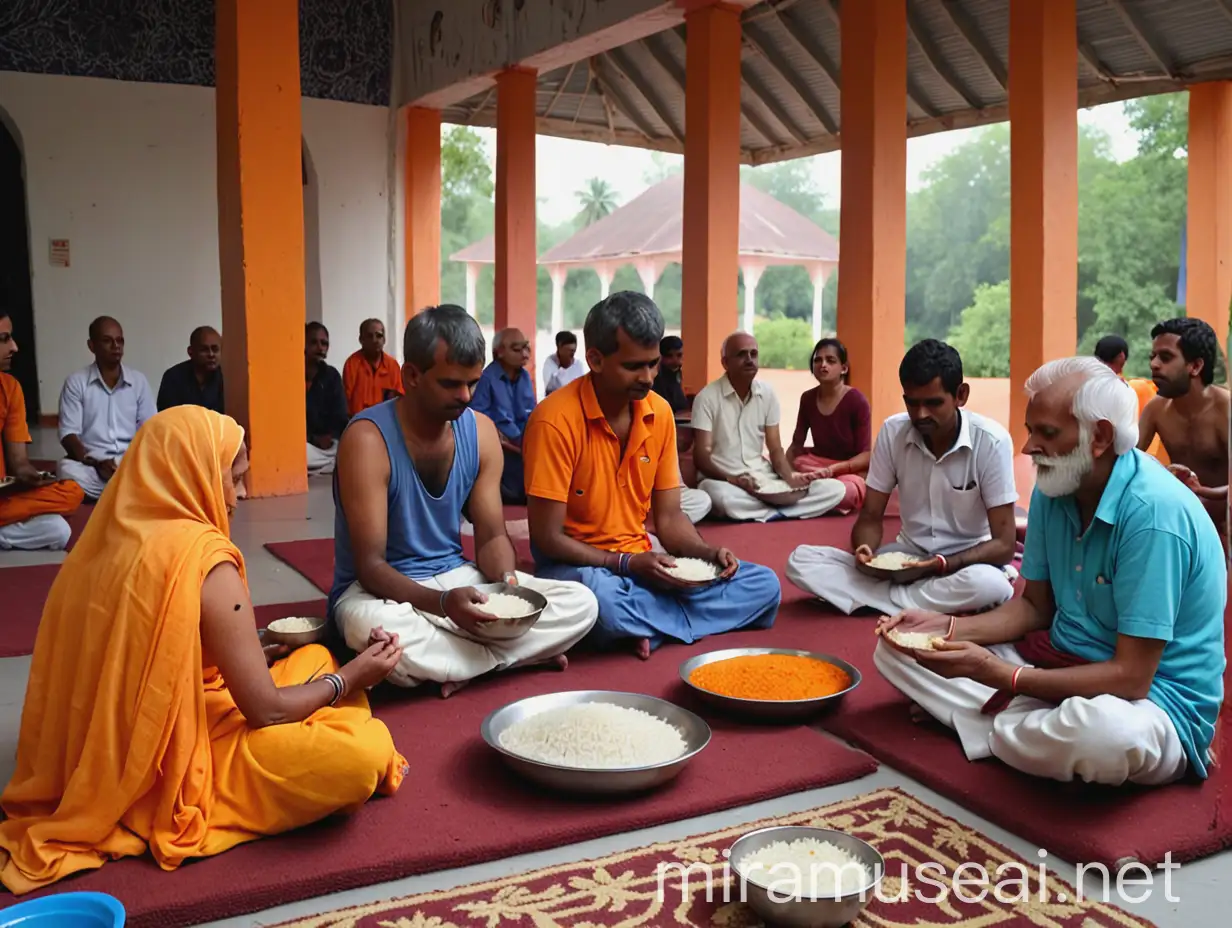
[1020, 449, 1227, 779]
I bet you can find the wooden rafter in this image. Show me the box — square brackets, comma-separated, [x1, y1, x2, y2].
[1105, 0, 1175, 77]
[543, 61, 578, 120]
[936, 0, 1006, 90]
[591, 55, 659, 141]
[606, 46, 684, 144]
[744, 20, 839, 135]
[741, 50, 812, 144]
[774, 6, 841, 91]
[907, 1, 982, 109]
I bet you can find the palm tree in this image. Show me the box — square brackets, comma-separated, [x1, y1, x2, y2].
[575, 178, 619, 227]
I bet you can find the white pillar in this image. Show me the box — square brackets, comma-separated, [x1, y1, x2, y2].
[740, 261, 764, 334]
[635, 259, 660, 300]
[596, 264, 615, 299]
[810, 265, 832, 340]
[465, 263, 479, 318]
[549, 266, 568, 333]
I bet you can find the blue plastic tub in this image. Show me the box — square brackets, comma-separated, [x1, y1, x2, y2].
[0, 892, 125, 927]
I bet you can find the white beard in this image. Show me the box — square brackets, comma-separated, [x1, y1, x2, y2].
[1032, 424, 1095, 498]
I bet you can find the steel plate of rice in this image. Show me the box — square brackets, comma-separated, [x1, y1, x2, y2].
[497, 702, 689, 769]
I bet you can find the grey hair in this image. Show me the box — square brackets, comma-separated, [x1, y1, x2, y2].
[403, 304, 486, 372]
[1024, 356, 1139, 454]
[583, 291, 664, 357]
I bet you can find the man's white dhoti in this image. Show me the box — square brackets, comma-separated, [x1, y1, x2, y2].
[332, 564, 599, 688]
[873, 639, 1187, 786]
[307, 440, 338, 476]
[57, 458, 112, 500]
[699, 477, 846, 522]
[785, 540, 1015, 616]
[0, 514, 72, 551]
[680, 487, 711, 524]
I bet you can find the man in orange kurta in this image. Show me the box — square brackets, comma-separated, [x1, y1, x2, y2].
[342, 318, 404, 417]
[0, 311, 84, 550]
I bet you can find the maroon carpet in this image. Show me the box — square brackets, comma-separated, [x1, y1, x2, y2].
[0, 564, 323, 658]
[0, 564, 62, 657]
[8, 600, 879, 927]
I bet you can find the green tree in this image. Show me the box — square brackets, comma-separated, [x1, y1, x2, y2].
[754, 316, 815, 370]
[1079, 94, 1188, 377]
[947, 281, 1010, 377]
[575, 178, 619, 226]
[439, 127, 495, 321]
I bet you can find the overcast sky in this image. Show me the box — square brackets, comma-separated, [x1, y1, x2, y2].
[460, 100, 1139, 227]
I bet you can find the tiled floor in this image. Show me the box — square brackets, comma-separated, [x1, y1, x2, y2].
[1, 430, 1224, 926]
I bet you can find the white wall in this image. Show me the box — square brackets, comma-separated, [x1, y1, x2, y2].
[0, 71, 392, 412]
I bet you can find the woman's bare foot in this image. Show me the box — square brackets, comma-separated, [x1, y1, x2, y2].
[441, 678, 471, 698]
[635, 638, 651, 661]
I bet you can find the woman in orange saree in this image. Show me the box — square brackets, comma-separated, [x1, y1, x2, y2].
[0, 406, 408, 895]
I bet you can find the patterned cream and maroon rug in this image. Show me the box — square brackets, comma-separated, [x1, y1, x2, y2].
[275, 787, 1154, 928]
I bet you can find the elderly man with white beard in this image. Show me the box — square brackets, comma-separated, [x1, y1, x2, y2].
[874, 356, 1226, 787]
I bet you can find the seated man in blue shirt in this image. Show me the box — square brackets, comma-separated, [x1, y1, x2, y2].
[470, 327, 536, 504]
[874, 356, 1226, 787]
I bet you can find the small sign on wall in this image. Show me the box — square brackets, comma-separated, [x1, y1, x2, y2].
[49, 239, 70, 268]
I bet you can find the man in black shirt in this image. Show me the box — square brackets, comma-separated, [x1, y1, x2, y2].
[157, 326, 225, 413]
[305, 321, 348, 475]
[652, 335, 688, 413]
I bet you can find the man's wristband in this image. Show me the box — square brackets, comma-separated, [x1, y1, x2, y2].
[936, 553, 948, 575]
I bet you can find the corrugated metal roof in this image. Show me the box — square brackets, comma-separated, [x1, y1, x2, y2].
[439, 0, 1232, 165]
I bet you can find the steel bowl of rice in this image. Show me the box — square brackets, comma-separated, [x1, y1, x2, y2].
[747, 475, 810, 508]
[729, 825, 883, 928]
[467, 582, 547, 640]
[678, 647, 862, 722]
[481, 690, 711, 794]
[854, 550, 935, 584]
[260, 615, 329, 648]
[661, 556, 724, 588]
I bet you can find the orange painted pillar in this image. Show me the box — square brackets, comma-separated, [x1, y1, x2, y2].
[494, 68, 539, 377]
[836, 0, 907, 429]
[216, 0, 307, 497]
[1008, 0, 1078, 445]
[1187, 82, 1232, 349]
[680, 2, 742, 396]
[405, 107, 442, 326]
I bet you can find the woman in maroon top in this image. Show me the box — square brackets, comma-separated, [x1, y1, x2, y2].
[786, 338, 871, 513]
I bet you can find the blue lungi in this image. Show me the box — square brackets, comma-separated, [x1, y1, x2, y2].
[534, 558, 781, 652]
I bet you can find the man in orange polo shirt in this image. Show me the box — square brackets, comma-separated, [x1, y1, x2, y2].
[343, 318, 405, 418]
[0, 309, 84, 550]
[524, 292, 781, 659]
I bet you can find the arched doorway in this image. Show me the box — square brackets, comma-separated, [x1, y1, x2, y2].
[302, 138, 324, 324]
[0, 110, 37, 423]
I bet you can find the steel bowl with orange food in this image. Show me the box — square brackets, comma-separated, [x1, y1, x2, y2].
[678, 647, 861, 722]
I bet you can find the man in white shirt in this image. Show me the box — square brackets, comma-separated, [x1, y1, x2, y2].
[57, 316, 155, 500]
[542, 330, 586, 395]
[786, 339, 1019, 615]
[693, 332, 846, 522]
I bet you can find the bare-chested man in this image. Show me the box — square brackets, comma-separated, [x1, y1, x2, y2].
[1138, 317, 1229, 543]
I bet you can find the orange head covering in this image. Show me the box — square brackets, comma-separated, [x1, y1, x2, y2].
[0, 406, 248, 892]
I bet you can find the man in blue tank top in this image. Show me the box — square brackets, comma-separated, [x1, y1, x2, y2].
[329, 305, 598, 697]
[524, 292, 782, 659]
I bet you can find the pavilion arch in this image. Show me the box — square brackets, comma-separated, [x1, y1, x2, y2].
[0, 103, 38, 422]
[302, 137, 324, 326]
